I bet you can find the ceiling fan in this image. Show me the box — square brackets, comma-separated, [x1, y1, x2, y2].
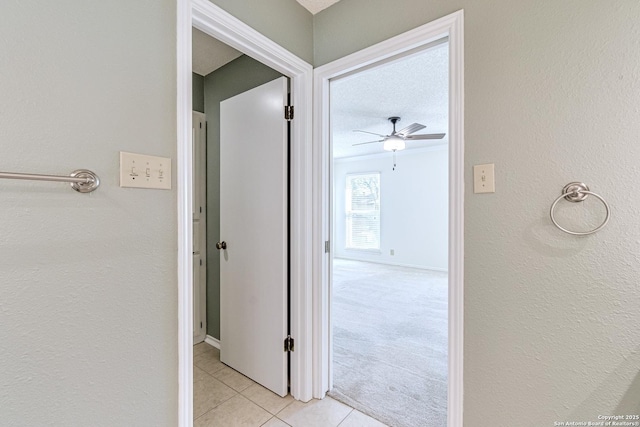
[352, 116, 445, 152]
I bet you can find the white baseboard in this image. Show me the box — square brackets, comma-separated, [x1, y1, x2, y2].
[205, 335, 220, 349]
[334, 256, 448, 273]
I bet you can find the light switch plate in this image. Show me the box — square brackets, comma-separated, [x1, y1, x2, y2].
[120, 151, 172, 189]
[473, 163, 495, 193]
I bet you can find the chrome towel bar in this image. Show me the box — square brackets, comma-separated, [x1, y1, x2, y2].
[0, 169, 100, 193]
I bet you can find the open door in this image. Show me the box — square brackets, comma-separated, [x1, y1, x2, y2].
[219, 77, 289, 397]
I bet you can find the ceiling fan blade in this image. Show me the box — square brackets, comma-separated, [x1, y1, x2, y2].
[405, 133, 446, 140]
[397, 123, 426, 136]
[352, 139, 384, 146]
[353, 130, 387, 138]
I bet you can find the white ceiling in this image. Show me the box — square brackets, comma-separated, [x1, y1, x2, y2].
[192, 28, 242, 76]
[295, 0, 342, 14]
[331, 41, 449, 158]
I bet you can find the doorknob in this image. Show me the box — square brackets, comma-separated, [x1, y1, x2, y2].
[216, 241, 227, 250]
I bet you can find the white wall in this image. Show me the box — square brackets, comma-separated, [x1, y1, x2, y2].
[0, 2, 177, 425]
[334, 147, 448, 270]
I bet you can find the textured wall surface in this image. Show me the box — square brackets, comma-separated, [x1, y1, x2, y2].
[0, 1, 177, 425]
[3, 0, 640, 424]
[334, 148, 449, 270]
[208, 0, 313, 65]
[317, 0, 640, 425]
[204, 56, 284, 340]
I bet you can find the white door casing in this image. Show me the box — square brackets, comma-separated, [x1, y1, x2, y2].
[193, 111, 207, 344]
[312, 10, 465, 427]
[179, 1, 314, 423]
[219, 77, 289, 397]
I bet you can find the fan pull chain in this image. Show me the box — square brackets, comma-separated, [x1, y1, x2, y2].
[392, 150, 397, 171]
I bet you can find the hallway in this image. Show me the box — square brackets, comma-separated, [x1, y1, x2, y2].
[193, 342, 387, 426]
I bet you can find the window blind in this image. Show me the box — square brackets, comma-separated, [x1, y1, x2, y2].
[345, 173, 380, 250]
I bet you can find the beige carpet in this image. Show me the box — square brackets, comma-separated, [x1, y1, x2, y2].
[329, 259, 448, 427]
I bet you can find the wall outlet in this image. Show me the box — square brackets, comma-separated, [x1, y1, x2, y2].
[390, 249, 395, 256]
[120, 151, 172, 190]
[473, 163, 495, 193]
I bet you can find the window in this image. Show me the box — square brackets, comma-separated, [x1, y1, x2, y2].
[345, 173, 380, 250]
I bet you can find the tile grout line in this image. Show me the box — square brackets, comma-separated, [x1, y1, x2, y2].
[196, 344, 371, 427]
[193, 349, 240, 423]
[211, 367, 255, 393]
[193, 390, 239, 422]
[335, 408, 354, 427]
[259, 415, 293, 427]
[275, 416, 293, 427]
[194, 364, 225, 378]
[195, 347, 295, 423]
[194, 364, 227, 384]
[240, 386, 296, 417]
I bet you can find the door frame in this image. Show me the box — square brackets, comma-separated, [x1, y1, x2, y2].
[177, 0, 314, 425]
[192, 111, 207, 345]
[312, 10, 465, 427]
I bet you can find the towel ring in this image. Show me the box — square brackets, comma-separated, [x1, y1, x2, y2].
[549, 182, 610, 236]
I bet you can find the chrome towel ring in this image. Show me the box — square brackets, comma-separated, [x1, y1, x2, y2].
[550, 182, 610, 236]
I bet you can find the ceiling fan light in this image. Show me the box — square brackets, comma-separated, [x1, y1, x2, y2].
[383, 136, 406, 151]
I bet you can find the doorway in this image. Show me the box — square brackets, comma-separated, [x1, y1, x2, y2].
[177, 1, 314, 424]
[327, 41, 449, 427]
[192, 17, 292, 405]
[312, 10, 464, 427]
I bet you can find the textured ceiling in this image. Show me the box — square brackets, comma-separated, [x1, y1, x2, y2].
[192, 28, 242, 76]
[331, 41, 449, 158]
[295, 0, 342, 14]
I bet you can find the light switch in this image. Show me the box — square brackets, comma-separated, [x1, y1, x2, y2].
[120, 151, 172, 190]
[473, 163, 495, 193]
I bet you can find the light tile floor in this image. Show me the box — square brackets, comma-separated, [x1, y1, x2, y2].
[194, 342, 388, 427]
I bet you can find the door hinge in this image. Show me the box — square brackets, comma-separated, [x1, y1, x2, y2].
[325, 240, 330, 253]
[199, 122, 202, 128]
[200, 321, 203, 329]
[200, 259, 202, 266]
[199, 206, 202, 213]
[284, 105, 294, 121]
[284, 335, 294, 352]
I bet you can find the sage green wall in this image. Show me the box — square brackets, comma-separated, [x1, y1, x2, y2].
[6, 1, 637, 424]
[204, 55, 284, 339]
[193, 73, 205, 113]
[316, 0, 640, 424]
[208, 0, 313, 65]
[0, 1, 177, 426]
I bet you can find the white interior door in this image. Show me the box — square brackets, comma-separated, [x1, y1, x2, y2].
[193, 111, 207, 344]
[219, 77, 289, 397]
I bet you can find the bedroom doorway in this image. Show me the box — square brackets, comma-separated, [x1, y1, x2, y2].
[328, 41, 449, 427]
[312, 9, 464, 427]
